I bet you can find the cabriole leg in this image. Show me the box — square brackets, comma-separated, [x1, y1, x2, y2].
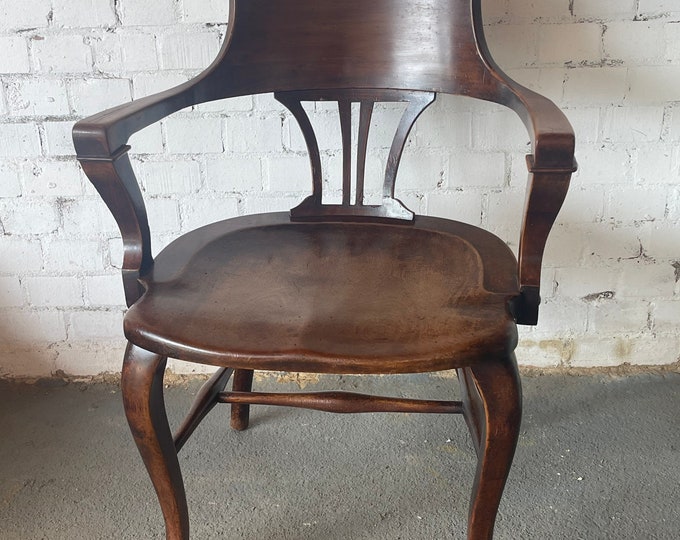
[121, 343, 189, 540]
[230, 369, 255, 430]
[464, 354, 522, 540]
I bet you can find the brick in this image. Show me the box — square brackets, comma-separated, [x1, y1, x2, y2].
[62, 199, 119, 236]
[556, 186, 605, 223]
[207, 156, 263, 192]
[135, 159, 202, 194]
[504, 1, 572, 21]
[605, 187, 668, 223]
[426, 191, 483, 226]
[570, 334, 679, 367]
[21, 160, 84, 197]
[118, 0, 177, 26]
[538, 23, 602, 65]
[542, 224, 584, 267]
[0, 36, 30, 73]
[484, 24, 538, 69]
[506, 67, 566, 104]
[563, 67, 627, 106]
[4, 310, 67, 343]
[0, 123, 42, 157]
[264, 156, 313, 192]
[572, 147, 632, 185]
[146, 198, 181, 232]
[227, 116, 283, 153]
[664, 22, 680, 63]
[43, 122, 78, 156]
[0, 0, 52, 31]
[638, 0, 680, 16]
[0, 277, 24, 307]
[0, 239, 43, 273]
[51, 0, 116, 28]
[32, 35, 93, 74]
[165, 117, 224, 154]
[180, 197, 239, 231]
[587, 299, 650, 334]
[449, 152, 505, 188]
[515, 336, 572, 368]
[486, 188, 525, 232]
[531, 298, 589, 335]
[472, 109, 530, 151]
[635, 145, 679, 185]
[1, 199, 59, 235]
[69, 310, 124, 340]
[43, 239, 104, 273]
[54, 342, 125, 375]
[159, 31, 222, 70]
[555, 266, 621, 299]
[0, 347, 57, 377]
[628, 67, 680, 104]
[414, 108, 471, 149]
[603, 21, 665, 64]
[26, 276, 83, 307]
[581, 223, 649, 262]
[128, 124, 164, 154]
[181, 0, 230, 23]
[573, 0, 637, 19]
[652, 300, 680, 333]
[396, 153, 445, 192]
[4, 78, 70, 117]
[70, 78, 132, 116]
[602, 106, 664, 144]
[618, 260, 676, 298]
[85, 274, 126, 307]
[646, 223, 680, 259]
[93, 31, 158, 74]
[0, 163, 22, 198]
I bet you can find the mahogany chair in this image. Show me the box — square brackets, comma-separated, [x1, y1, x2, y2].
[73, 1, 576, 538]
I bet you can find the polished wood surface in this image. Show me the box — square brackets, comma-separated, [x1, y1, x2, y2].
[74, 1, 575, 538]
[125, 214, 518, 373]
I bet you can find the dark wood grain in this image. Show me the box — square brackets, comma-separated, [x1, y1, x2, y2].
[74, 2, 576, 538]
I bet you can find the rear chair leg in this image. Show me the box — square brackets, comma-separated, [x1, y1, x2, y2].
[230, 369, 255, 431]
[462, 355, 522, 540]
[122, 343, 189, 540]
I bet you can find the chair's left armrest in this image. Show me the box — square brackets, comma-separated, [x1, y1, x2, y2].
[502, 84, 577, 325]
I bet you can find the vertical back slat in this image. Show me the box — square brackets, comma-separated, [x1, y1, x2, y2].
[356, 101, 374, 206]
[338, 100, 353, 206]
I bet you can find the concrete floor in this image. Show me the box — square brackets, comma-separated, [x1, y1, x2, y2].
[1, 371, 679, 539]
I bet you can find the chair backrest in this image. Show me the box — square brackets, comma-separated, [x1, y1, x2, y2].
[205, 0, 504, 99]
[193, 0, 511, 221]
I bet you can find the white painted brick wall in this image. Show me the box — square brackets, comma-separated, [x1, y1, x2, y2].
[1, 0, 679, 377]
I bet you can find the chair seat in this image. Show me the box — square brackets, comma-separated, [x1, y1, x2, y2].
[124, 212, 520, 374]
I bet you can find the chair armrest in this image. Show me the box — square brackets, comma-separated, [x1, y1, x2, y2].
[73, 82, 202, 306]
[505, 84, 577, 325]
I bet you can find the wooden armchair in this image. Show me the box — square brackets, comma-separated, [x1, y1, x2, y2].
[73, 1, 576, 538]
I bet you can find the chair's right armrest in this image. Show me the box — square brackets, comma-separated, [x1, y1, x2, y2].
[73, 85, 194, 306]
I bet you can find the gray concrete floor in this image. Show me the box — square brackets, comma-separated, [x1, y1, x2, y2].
[1, 371, 679, 539]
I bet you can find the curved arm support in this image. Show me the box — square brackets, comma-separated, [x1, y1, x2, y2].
[515, 170, 571, 325]
[78, 149, 152, 307]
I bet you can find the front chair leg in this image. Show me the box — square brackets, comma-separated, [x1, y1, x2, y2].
[122, 343, 190, 540]
[464, 354, 522, 540]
